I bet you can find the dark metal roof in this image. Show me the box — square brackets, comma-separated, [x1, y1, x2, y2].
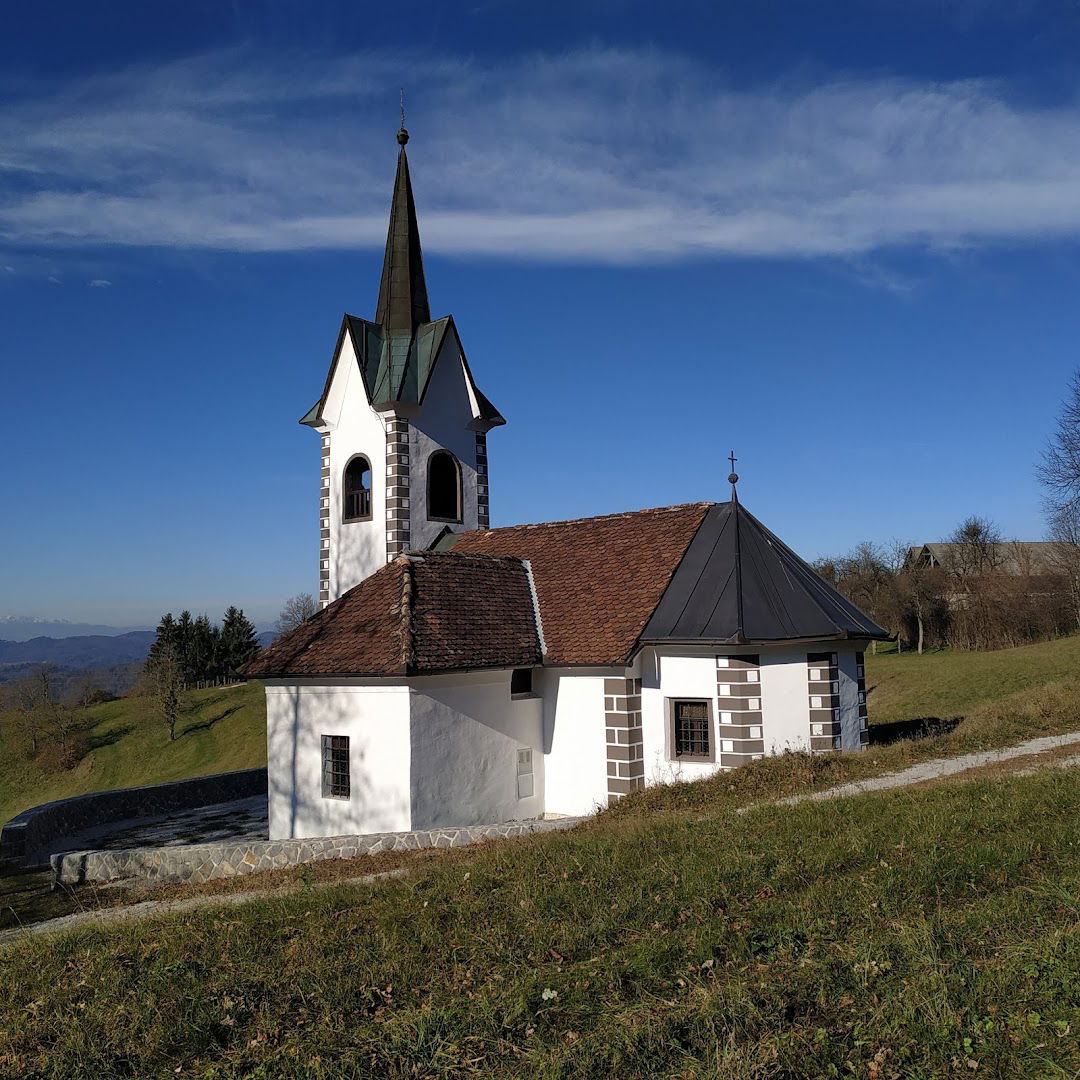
[375, 145, 430, 332]
[640, 501, 890, 646]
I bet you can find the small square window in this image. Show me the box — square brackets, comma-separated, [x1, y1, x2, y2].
[516, 747, 534, 799]
[321, 735, 350, 799]
[511, 668, 534, 696]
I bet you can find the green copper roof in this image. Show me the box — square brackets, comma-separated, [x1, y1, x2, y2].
[300, 132, 503, 429]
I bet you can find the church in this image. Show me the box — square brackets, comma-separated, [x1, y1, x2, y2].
[244, 126, 889, 842]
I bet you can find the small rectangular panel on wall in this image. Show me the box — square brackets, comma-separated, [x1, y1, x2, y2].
[385, 417, 411, 561]
[475, 432, 489, 530]
[320, 433, 331, 607]
[856, 651, 869, 747]
[807, 651, 841, 752]
[715, 655, 764, 768]
[604, 677, 644, 801]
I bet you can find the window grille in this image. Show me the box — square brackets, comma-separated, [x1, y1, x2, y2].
[672, 700, 711, 760]
[343, 457, 372, 521]
[321, 734, 350, 799]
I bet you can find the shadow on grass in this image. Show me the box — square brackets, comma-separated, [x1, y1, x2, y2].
[180, 705, 242, 738]
[868, 716, 962, 746]
[87, 724, 135, 751]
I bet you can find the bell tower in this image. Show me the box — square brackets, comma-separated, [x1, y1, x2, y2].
[300, 127, 505, 607]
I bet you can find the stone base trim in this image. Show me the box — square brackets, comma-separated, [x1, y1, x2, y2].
[476, 432, 490, 529]
[604, 677, 644, 801]
[319, 433, 331, 606]
[52, 815, 586, 887]
[856, 651, 869, 747]
[716, 655, 764, 768]
[385, 417, 411, 561]
[807, 650, 842, 752]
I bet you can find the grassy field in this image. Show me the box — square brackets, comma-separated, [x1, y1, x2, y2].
[865, 633, 1080, 727]
[0, 681, 266, 826]
[1, 765, 1077, 1077]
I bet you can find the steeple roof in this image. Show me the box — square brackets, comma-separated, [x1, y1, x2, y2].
[299, 128, 504, 430]
[374, 130, 431, 332]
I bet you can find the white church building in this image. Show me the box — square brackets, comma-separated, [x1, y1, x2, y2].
[244, 127, 888, 841]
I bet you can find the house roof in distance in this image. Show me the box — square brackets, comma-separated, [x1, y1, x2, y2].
[243, 552, 541, 678]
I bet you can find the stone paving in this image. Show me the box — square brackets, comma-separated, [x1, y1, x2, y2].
[51, 795, 269, 856]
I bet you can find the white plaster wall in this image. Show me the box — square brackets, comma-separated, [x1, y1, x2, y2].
[408, 336, 481, 550]
[321, 334, 390, 598]
[408, 670, 544, 829]
[760, 647, 813, 754]
[264, 680, 412, 840]
[541, 668, 612, 816]
[640, 650, 724, 784]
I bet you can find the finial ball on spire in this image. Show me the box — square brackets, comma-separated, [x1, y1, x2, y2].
[397, 127, 409, 145]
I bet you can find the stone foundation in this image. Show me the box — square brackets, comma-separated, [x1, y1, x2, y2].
[52, 815, 585, 887]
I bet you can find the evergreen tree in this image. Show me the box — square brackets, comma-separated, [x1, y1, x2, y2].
[146, 613, 177, 670]
[220, 606, 259, 673]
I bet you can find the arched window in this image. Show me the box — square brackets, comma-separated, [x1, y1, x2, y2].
[342, 455, 372, 522]
[427, 450, 462, 522]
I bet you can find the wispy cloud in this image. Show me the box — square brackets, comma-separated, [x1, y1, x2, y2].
[4, 45, 1080, 263]
[88, 278, 111, 287]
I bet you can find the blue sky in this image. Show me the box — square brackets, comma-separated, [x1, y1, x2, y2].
[3, 0, 1080, 627]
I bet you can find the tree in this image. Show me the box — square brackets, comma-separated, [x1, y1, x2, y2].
[147, 641, 186, 741]
[1039, 368, 1080, 527]
[945, 515, 1003, 576]
[220, 606, 259, 674]
[1048, 506, 1080, 632]
[276, 593, 317, 635]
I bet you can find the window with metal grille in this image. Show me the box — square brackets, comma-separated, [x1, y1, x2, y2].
[670, 699, 712, 761]
[321, 734, 350, 799]
[342, 456, 372, 522]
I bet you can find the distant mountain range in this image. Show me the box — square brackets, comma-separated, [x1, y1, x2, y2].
[0, 616, 149, 641]
[0, 630, 277, 685]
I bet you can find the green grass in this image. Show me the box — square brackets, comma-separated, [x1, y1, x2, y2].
[0, 682, 266, 826]
[1, 766, 1078, 1078]
[865, 633, 1080, 727]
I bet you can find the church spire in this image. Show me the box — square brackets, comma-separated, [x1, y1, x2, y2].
[374, 126, 431, 332]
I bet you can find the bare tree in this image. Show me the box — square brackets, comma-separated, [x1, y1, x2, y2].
[147, 642, 187, 741]
[945, 515, 1004, 576]
[1039, 369, 1080, 526]
[1048, 506, 1080, 631]
[276, 593, 317, 635]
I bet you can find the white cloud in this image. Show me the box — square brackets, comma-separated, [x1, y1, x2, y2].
[3, 46, 1080, 262]
[88, 278, 111, 287]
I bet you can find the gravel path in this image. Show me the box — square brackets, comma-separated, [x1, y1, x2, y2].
[746, 730, 1080, 813]
[7, 730, 1080, 945]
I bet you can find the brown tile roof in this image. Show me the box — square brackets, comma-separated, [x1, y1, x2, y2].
[242, 552, 541, 678]
[453, 503, 711, 665]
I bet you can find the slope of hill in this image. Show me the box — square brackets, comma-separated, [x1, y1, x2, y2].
[1, 758, 1077, 1076]
[0, 681, 267, 826]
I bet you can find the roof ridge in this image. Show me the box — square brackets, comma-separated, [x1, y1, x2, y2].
[398, 556, 416, 674]
[468, 502, 715, 535]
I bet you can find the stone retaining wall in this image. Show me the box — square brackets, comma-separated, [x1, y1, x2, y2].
[52, 816, 585, 886]
[1, 769, 268, 869]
